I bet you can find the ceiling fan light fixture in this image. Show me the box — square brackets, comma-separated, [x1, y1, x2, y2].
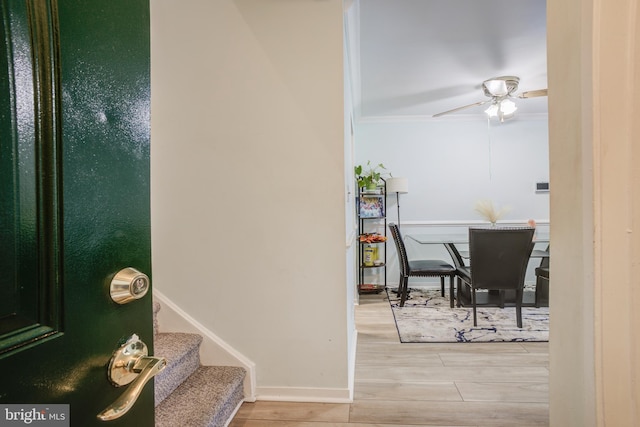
[485, 99, 517, 121]
[484, 103, 499, 117]
[433, 76, 546, 119]
[484, 80, 508, 96]
[500, 99, 517, 115]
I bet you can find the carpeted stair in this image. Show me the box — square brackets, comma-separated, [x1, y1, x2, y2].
[153, 301, 246, 427]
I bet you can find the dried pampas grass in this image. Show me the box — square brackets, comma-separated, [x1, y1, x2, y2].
[474, 200, 510, 224]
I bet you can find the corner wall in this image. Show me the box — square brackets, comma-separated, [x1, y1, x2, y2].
[547, 0, 595, 423]
[548, 0, 640, 425]
[150, 0, 350, 400]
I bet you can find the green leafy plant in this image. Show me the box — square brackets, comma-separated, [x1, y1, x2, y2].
[355, 161, 387, 189]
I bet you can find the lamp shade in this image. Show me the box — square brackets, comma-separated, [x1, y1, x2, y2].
[386, 177, 408, 194]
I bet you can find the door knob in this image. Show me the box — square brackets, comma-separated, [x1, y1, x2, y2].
[110, 267, 150, 304]
[97, 334, 166, 421]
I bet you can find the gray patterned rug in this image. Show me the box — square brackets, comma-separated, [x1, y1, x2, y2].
[387, 287, 549, 343]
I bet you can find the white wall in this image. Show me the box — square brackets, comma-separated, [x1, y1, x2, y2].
[343, 0, 360, 398]
[356, 117, 550, 222]
[355, 116, 550, 286]
[150, 0, 350, 401]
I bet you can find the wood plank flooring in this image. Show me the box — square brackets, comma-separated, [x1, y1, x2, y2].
[230, 289, 549, 427]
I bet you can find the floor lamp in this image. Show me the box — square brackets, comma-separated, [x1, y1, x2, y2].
[386, 177, 409, 229]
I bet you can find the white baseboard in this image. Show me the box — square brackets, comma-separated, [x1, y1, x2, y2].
[254, 387, 353, 403]
[348, 329, 357, 402]
[153, 289, 257, 402]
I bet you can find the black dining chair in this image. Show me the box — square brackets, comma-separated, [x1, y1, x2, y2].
[534, 245, 550, 307]
[388, 223, 457, 307]
[456, 227, 535, 328]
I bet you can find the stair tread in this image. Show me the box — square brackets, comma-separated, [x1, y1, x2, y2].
[155, 365, 245, 427]
[154, 332, 203, 406]
[155, 332, 203, 360]
[153, 301, 161, 335]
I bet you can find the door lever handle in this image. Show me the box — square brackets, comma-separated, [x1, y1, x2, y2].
[97, 334, 167, 421]
[97, 356, 166, 421]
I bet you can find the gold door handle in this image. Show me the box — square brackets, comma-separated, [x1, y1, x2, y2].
[97, 334, 167, 421]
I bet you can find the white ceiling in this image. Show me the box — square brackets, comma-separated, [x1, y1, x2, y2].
[351, 0, 548, 120]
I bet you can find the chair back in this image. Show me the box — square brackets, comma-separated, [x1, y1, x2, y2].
[388, 223, 409, 275]
[539, 244, 550, 269]
[468, 227, 535, 291]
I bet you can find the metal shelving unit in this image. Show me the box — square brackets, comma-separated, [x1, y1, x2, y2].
[356, 180, 387, 294]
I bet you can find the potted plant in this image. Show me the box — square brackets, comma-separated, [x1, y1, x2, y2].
[355, 161, 387, 190]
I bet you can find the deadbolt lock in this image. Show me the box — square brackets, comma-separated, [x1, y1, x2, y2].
[110, 267, 150, 304]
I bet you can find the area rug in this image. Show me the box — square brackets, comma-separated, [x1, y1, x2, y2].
[387, 287, 549, 343]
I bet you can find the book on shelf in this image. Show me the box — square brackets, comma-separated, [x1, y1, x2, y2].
[358, 196, 385, 218]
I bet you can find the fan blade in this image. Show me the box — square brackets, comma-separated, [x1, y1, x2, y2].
[432, 100, 490, 118]
[519, 88, 548, 99]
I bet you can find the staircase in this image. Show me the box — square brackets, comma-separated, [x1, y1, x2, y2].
[153, 301, 246, 427]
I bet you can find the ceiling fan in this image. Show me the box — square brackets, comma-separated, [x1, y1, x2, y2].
[432, 76, 548, 122]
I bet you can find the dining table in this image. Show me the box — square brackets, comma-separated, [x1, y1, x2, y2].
[406, 231, 549, 263]
[405, 229, 550, 306]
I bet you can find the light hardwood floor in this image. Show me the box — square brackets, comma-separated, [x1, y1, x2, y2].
[230, 289, 549, 427]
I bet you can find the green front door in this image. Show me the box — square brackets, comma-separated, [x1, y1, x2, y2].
[0, 1, 153, 425]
